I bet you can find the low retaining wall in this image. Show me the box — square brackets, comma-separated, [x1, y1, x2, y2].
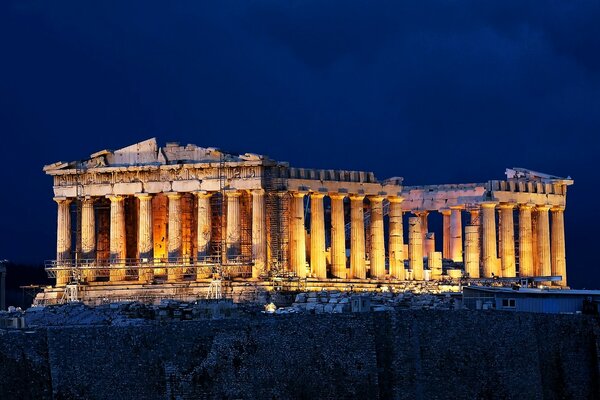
[0, 311, 598, 399]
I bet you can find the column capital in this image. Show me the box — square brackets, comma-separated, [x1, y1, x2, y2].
[291, 191, 307, 199]
[349, 194, 365, 201]
[480, 201, 498, 209]
[519, 203, 536, 210]
[225, 190, 242, 198]
[551, 205, 566, 212]
[82, 196, 96, 203]
[329, 193, 347, 200]
[449, 205, 464, 210]
[497, 203, 515, 210]
[53, 196, 72, 204]
[536, 204, 552, 212]
[106, 194, 125, 202]
[387, 196, 404, 204]
[367, 195, 384, 203]
[134, 192, 153, 200]
[194, 190, 213, 199]
[250, 189, 265, 196]
[165, 191, 182, 200]
[310, 192, 326, 199]
[439, 208, 452, 216]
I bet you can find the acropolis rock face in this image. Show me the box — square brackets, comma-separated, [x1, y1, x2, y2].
[40, 138, 574, 303]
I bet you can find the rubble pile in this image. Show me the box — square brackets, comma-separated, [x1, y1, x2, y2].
[277, 290, 462, 314]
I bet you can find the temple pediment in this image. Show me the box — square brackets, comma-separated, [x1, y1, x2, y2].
[43, 138, 270, 172]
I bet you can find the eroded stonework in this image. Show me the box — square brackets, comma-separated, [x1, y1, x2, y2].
[42, 138, 573, 303]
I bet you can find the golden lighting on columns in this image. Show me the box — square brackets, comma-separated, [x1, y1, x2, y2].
[480, 201, 499, 278]
[135, 193, 153, 283]
[388, 196, 405, 280]
[536, 205, 552, 279]
[107, 195, 126, 282]
[498, 203, 516, 277]
[309, 193, 327, 279]
[54, 197, 72, 287]
[369, 195, 385, 279]
[349, 194, 366, 279]
[290, 192, 307, 278]
[551, 205, 567, 286]
[329, 193, 347, 279]
[251, 189, 267, 279]
[518, 203, 534, 278]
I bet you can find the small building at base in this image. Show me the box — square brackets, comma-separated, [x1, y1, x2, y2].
[463, 286, 600, 314]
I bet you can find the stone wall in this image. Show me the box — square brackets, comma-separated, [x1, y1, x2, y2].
[0, 311, 598, 399]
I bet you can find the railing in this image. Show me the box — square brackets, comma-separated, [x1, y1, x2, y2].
[45, 256, 253, 280]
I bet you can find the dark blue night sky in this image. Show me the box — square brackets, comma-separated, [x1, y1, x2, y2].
[1, 1, 598, 288]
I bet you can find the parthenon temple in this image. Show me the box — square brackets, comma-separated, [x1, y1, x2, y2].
[40, 139, 573, 303]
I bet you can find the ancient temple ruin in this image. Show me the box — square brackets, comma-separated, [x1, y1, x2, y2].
[39, 139, 573, 304]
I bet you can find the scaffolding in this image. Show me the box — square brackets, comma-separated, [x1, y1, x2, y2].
[264, 165, 290, 277]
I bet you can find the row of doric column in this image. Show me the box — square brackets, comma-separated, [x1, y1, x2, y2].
[287, 192, 405, 280]
[54, 190, 267, 286]
[55, 190, 567, 286]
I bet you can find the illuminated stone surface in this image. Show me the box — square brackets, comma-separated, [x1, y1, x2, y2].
[42, 139, 574, 299]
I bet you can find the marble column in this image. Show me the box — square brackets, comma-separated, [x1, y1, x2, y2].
[464, 225, 480, 278]
[310, 193, 327, 279]
[388, 196, 405, 280]
[81, 197, 96, 282]
[481, 201, 498, 278]
[107, 195, 126, 282]
[136, 193, 153, 283]
[428, 251, 443, 278]
[498, 203, 516, 278]
[414, 210, 429, 243]
[195, 191, 212, 260]
[518, 204, 534, 278]
[408, 217, 424, 280]
[330, 193, 347, 278]
[440, 209, 451, 259]
[167, 192, 182, 282]
[251, 189, 267, 279]
[532, 210, 539, 276]
[225, 191, 241, 259]
[450, 206, 463, 262]
[551, 206, 567, 286]
[290, 192, 307, 278]
[537, 205, 552, 279]
[350, 194, 366, 279]
[55, 197, 72, 287]
[369, 196, 385, 279]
